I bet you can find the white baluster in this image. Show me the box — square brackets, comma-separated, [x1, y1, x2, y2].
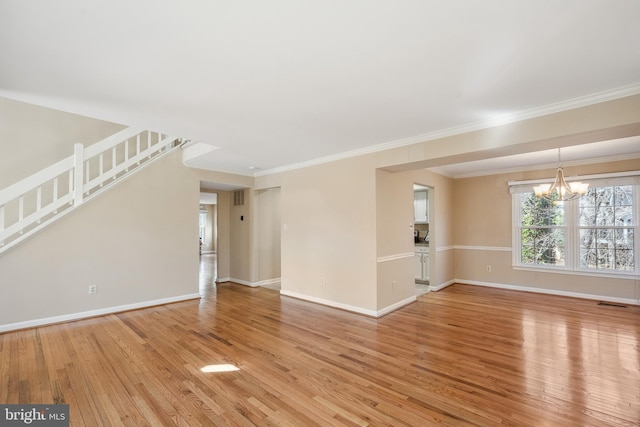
[136, 134, 141, 165]
[112, 146, 117, 179]
[99, 153, 104, 187]
[68, 169, 73, 205]
[85, 160, 90, 195]
[125, 138, 130, 172]
[36, 187, 42, 223]
[53, 177, 59, 214]
[74, 143, 85, 204]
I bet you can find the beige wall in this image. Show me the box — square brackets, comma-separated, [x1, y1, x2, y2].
[255, 153, 457, 314]
[255, 188, 281, 283]
[258, 156, 379, 311]
[230, 189, 252, 283]
[375, 169, 416, 309]
[0, 97, 125, 187]
[374, 167, 456, 304]
[453, 158, 640, 300]
[0, 149, 200, 328]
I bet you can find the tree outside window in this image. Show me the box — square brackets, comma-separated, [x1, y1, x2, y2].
[578, 185, 634, 271]
[520, 193, 565, 266]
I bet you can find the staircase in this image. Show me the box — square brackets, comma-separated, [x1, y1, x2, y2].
[0, 128, 180, 255]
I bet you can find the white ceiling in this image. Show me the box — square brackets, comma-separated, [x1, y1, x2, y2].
[1, 1, 640, 177]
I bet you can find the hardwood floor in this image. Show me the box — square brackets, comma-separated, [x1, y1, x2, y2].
[1, 269, 639, 426]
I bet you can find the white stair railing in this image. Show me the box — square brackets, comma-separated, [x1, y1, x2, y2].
[0, 127, 179, 255]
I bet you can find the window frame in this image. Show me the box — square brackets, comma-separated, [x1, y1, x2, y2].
[199, 210, 207, 245]
[511, 172, 640, 278]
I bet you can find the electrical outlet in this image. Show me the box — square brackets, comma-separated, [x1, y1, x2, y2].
[320, 277, 325, 286]
[392, 280, 396, 290]
[486, 265, 492, 273]
[89, 285, 97, 294]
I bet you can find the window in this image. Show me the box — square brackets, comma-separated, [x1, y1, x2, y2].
[199, 210, 207, 244]
[512, 173, 639, 276]
[519, 193, 566, 266]
[578, 185, 634, 271]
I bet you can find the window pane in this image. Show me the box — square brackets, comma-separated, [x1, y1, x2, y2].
[615, 229, 634, 270]
[587, 185, 634, 226]
[521, 227, 564, 266]
[596, 243, 613, 269]
[579, 188, 596, 208]
[521, 193, 564, 226]
[615, 206, 633, 226]
[579, 207, 596, 226]
[579, 228, 634, 270]
[616, 249, 634, 270]
[521, 229, 535, 264]
[615, 185, 633, 207]
[579, 228, 596, 249]
[594, 187, 614, 208]
[598, 206, 615, 226]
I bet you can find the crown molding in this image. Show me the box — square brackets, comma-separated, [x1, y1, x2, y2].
[447, 152, 640, 179]
[257, 82, 640, 177]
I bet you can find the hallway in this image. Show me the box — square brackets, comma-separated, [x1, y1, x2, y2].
[198, 253, 217, 292]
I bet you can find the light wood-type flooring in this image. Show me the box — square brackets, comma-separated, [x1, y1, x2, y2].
[1, 257, 639, 425]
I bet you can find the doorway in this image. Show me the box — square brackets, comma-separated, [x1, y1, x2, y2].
[413, 183, 432, 296]
[199, 191, 218, 293]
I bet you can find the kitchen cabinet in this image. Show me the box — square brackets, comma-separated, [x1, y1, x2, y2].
[414, 246, 429, 282]
[414, 190, 428, 224]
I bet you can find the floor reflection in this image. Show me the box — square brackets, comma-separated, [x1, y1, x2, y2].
[415, 283, 429, 296]
[521, 306, 640, 419]
[199, 253, 217, 296]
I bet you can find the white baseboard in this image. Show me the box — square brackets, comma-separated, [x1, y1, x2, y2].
[0, 293, 202, 333]
[280, 290, 417, 317]
[376, 295, 416, 317]
[429, 280, 455, 292]
[280, 290, 378, 317]
[455, 279, 639, 306]
[221, 278, 281, 288]
[216, 277, 231, 283]
[228, 278, 260, 287]
[255, 278, 281, 287]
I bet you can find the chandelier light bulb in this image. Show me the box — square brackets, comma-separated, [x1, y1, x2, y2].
[534, 149, 589, 201]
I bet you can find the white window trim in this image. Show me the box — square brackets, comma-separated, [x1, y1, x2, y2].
[511, 170, 640, 278]
[199, 210, 207, 245]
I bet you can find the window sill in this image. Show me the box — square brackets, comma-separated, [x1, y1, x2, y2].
[512, 265, 639, 280]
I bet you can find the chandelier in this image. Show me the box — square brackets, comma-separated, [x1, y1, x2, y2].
[533, 148, 589, 201]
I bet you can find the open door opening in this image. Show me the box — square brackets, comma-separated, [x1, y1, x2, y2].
[199, 191, 218, 294]
[413, 183, 432, 296]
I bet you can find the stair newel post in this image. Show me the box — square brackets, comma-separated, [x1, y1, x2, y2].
[74, 143, 85, 206]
